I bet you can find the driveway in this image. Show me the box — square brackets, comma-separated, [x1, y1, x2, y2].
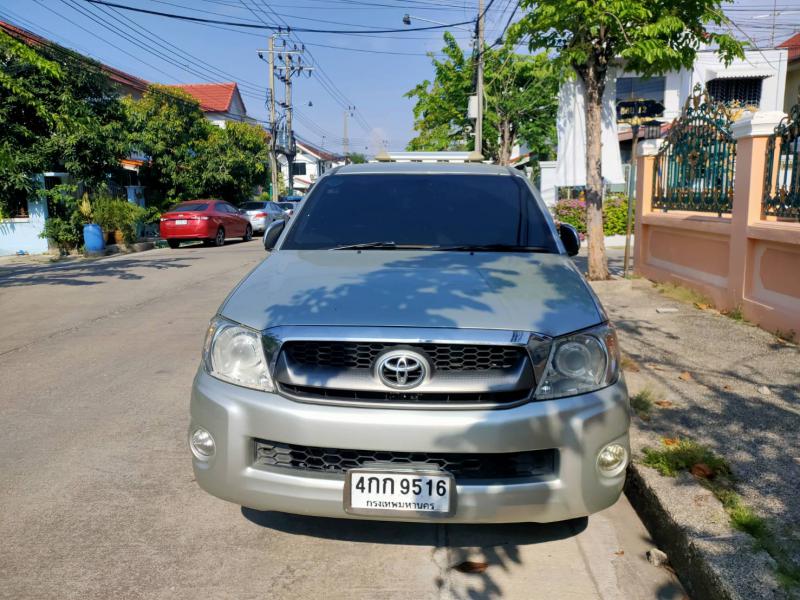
[0, 242, 682, 599]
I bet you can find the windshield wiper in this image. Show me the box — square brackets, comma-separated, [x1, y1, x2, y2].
[331, 241, 439, 251]
[432, 244, 553, 253]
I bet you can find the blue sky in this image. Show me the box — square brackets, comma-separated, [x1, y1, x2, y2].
[0, 0, 494, 154]
[0, 0, 797, 154]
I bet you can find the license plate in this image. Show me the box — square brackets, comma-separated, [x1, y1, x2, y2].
[175, 219, 187, 225]
[344, 469, 455, 517]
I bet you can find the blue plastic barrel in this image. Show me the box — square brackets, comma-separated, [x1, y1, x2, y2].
[83, 223, 105, 252]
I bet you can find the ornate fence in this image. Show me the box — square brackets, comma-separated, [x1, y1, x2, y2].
[763, 102, 800, 220]
[653, 88, 737, 216]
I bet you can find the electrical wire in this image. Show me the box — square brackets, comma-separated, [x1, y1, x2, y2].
[79, 0, 478, 34]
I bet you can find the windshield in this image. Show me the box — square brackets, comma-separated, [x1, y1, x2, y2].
[281, 174, 558, 251]
[172, 202, 208, 212]
[241, 202, 267, 210]
[278, 203, 294, 210]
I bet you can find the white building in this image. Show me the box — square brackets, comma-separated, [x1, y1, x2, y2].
[546, 47, 790, 205]
[280, 140, 345, 194]
[614, 48, 788, 163]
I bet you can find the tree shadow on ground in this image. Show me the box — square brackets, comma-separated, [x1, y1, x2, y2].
[0, 256, 199, 287]
[599, 284, 800, 575]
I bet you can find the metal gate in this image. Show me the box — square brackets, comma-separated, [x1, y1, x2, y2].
[653, 87, 736, 216]
[763, 101, 800, 220]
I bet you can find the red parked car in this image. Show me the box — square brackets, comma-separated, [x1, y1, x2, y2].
[160, 199, 253, 249]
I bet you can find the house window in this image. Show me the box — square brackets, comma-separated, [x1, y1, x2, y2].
[292, 163, 307, 176]
[707, 77, 762, 107]
[5, 188, 29, 219]
[616, 76, 666, 104]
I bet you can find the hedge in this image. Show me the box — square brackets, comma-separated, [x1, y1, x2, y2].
[552, 193, 632, 237]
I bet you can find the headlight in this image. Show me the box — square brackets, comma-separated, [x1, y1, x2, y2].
[535, 324, 619, 400]
[203, 316, 273, 391]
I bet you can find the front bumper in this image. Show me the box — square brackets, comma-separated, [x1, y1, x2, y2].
[190, 370, 630, 523]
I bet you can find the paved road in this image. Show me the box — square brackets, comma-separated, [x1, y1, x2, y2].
[0, 242, 682, 600]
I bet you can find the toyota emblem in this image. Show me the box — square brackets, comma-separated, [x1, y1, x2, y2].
[376, 349, 429, 390]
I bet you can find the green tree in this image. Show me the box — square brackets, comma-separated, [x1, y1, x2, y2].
[192, 121, 270, 204]
[405, 33, 559, 166]
[405, 33, 473, 153]
[347, 152, 367, 164]
[0, 30, 129, 216]
[511, 0, 744, 279]
[124, 85, 212, 206]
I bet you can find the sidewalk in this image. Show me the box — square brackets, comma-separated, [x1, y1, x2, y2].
[590, 277, 800, 599]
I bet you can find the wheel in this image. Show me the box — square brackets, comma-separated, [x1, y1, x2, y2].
[213, 227, 225, 247]
[167, 239, 180, 249]
[243, 224, 253, 242]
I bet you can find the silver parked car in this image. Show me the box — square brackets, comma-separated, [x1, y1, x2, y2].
[239, 200, 288, 234]
[190, 163, 630, 523]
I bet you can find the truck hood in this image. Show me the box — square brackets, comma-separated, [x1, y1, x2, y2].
[221, 250, 604, 337]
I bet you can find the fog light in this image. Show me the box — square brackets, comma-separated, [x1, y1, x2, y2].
[597, 443, 627, 475]
[190, 427, 215, 459]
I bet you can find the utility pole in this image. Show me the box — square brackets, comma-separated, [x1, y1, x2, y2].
[343, 105, 354, 164]
[469, 0, 485, 162]
[266, 36, 279, 201]
[285, 53, 295, 192]
[258, 39, 311, 198]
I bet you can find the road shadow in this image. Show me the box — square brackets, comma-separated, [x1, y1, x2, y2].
[0, 255, 199, 287]
[242, 507, 587, 547]
[601, 282, 800, 576]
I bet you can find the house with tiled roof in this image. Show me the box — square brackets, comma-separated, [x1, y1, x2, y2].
[280, 139, 345, 194]
[167, 83, 252, 128]
[0, 19, 153, 255]
[779, 33, 800, 112]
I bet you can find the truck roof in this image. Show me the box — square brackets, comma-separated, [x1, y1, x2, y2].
[336, 162, 513, 176]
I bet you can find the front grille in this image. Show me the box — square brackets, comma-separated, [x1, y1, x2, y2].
[253, 439, 556, 481]
[278, 383, 530, 405]
[283, 341, 524, 371]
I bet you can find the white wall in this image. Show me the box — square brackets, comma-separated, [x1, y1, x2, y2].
[538, 161, 557, 207]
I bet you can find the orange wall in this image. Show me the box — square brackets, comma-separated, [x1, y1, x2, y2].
[634, 121, 800, 339]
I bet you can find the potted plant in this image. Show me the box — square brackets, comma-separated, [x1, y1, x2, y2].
[77, 193, 105, 253]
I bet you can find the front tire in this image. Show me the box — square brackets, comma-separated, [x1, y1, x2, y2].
[243, 224, 253, 242]
[213, 227, 225, 247]
[167, 239, 180, 249]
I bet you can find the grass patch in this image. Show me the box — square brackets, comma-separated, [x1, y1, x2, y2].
[642, 438, 731, 478]
[630, 389, 654, 418]
[641, 437, 799, 590]
[722, 305, 745, 322]
[775, 329, 797, 345]
[655, 282, 711, 307]
[620, 353, 640, 372]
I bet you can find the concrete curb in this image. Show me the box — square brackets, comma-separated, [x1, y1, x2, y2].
[625, 464, 733, 600]
[625, 462, 785, 600]
[86, 241, 159, 257]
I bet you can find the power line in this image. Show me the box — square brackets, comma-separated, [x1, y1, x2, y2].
[29, 2, 343, 147]
[79, 0, 478, 34]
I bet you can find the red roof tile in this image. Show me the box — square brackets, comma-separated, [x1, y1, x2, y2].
[296, 139, 344, 162]
[167, 82, 239, 112]
[0, 19, 149, 93]
[778, 33, 800, 63]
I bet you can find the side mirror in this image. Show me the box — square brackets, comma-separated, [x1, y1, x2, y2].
[559, 223, 581, 257]
[263, 219, 285, 251]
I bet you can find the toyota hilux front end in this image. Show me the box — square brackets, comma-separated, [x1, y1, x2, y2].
[189, 163, 630, 523]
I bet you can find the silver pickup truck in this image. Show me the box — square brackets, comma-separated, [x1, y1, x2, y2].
[189, 163, 630, 523]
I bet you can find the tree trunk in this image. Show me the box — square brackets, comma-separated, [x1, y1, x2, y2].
[498, 118, 512, 166]
[581, 69, 609, 280]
